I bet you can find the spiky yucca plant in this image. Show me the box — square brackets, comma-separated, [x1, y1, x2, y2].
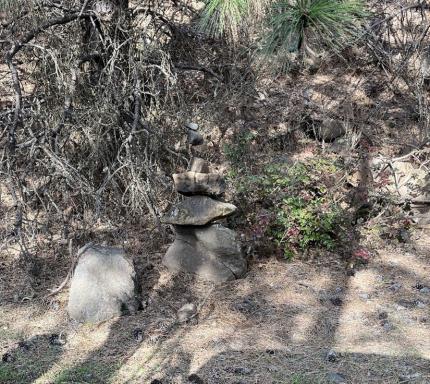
[200, 0, 366, 54]
[266, 0, 367, 54]
[199, 0, 251, 39]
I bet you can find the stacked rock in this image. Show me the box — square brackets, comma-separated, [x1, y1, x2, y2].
[161, 124, 247, 282]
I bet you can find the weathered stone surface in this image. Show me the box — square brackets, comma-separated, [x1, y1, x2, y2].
[187, 129, 204, 146]
[173, 172, 225, 196]
[189, 157, 210, 173]
[161, 196, 237, 225]
[162, 224, 246, 282]
[186, 122, 199, 131]
[68, 244, 137, 323]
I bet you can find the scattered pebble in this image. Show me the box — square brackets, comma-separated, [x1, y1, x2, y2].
[419, 287, 430, 294]
[378, 311, 388, 320]
[381, 319, 393, 331]
[133, 328, 144, 342]
[389, 282, 402, 292]
[359, 293, 370, 301]
[265, 349, 275, 355]
[188, 374, 204, 384]
[326, 349, 338, 362]
[327, 372, 347, 384]
[416, 301, 426, 309]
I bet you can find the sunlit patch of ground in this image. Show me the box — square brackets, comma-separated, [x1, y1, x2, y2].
[2, 231, 429, 384]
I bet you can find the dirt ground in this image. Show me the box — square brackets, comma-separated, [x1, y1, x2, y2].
[1, 227, 430, 384]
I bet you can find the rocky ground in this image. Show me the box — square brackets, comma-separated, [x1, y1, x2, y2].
[1, 228, 430, 384]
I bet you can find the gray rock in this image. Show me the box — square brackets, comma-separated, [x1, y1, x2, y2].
[317, 119, 346, 142]
[326, 349, 338, 362]
[68, 244, 138, 323]
[327, 372, 347, 384]
[162, 224, 246, 282]
[189, 157, 210, 173]
[186, 122, 199, 131]
[177, 303, 198, 323]
[161, 196, 237, 226]
[173, 172, 226, 196]
[187, 129, 204, 146]
[358, 293, 370, 301]
[389, 282, 402, 292]
[420, 287, 430, 294]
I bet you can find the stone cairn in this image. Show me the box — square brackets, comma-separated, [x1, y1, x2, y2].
[161, 123, 247, 282]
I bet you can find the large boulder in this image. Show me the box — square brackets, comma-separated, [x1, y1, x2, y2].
[162, 224, 246, 282]
[161, 196, 237, 226]
[68, 244, 138, 323]
[173, 172, 225, 196]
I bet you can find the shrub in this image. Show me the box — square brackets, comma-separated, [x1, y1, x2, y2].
[266, 0, 367, 54]
[233, 157, 346, 258]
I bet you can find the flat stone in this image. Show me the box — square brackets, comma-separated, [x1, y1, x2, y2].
[68, 244, 138, 323]
[161, 196, 237, 226]
[162, 224, 246, 282]
[186, 122, 199, 131]
[189, 157, 210, 173]
[173, 172, 225, 196]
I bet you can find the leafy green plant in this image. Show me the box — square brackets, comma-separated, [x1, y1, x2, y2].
[234, 158, 345, 258]
[223, 130, 256, 167]
[266, 0, 367, 54]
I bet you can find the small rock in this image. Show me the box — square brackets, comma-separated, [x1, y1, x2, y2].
[49, 333, 66, 346]
[326, 349, 338, 362]
[2, 352, 15, 363]
[330, 297, 343, 306]
[420, 287, 430, 294]
[378, 311, 388, 320]
[186, 122, 199, 131]
[414, 283, 425, 290]
[389, 282, 402, 292]
[177, 303, 198, 323]
[381, 319, 393, 331]
[173, 172, 226, 196]
[188, 374, 204, 384]
[161, 196, 237, 226]
[359, 293, 370, 300]
[327, 372, 346, 384]
[133, 328, 144, 342]
[416, 301, 426, 309]
[397, 299, 415, 309]
[233, 367, 252, 375]
[265, 349, 275, 355]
